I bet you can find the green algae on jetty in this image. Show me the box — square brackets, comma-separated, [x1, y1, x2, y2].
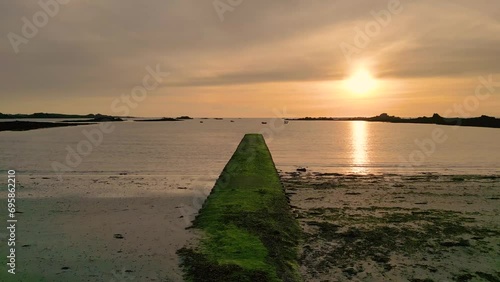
[178, 134, 301, 282]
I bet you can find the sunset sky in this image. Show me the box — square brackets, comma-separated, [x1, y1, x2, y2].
[1, 0, 499, 117]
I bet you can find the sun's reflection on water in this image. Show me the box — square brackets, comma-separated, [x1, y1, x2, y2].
[351, 121, 369, 174]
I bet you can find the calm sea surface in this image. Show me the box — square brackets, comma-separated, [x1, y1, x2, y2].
[1, 119, 499, 176]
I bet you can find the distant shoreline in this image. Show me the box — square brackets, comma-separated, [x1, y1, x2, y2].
[0, 113, 131, 119]
[135, 117, 182, 122]
[2, 112, 499, 130]
[61, 116, 124, 123]
[0, 121, 95, 132]
[288, 113, 500, 129]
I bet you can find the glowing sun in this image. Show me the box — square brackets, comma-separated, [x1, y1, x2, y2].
[344, 69, 378, 95]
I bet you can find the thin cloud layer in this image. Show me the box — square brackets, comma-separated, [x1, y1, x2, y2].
[1, 0, 499, 117]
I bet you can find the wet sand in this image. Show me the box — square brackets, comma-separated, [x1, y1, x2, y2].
[3, 171, 498, 281]
[0, 174, 213, 282]
[281, 171, 500, 282]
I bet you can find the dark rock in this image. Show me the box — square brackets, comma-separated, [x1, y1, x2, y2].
[113, 234, 124, 239]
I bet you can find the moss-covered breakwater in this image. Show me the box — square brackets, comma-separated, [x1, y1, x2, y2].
[178, 134, 301, 282]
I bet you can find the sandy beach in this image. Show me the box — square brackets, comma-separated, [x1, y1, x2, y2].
[281, 171, 500, 282]
[2, 170, 499, 282]
[1, 169, 499, 282]
[1, 174, 214, 282]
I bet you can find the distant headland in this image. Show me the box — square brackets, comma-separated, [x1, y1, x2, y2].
[289, 113, 500, 128]
[0, 113, 195, 131]
[0, 121, 95, 132]
[0, 112, 194, 121]
[0, 112, 129, 119]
